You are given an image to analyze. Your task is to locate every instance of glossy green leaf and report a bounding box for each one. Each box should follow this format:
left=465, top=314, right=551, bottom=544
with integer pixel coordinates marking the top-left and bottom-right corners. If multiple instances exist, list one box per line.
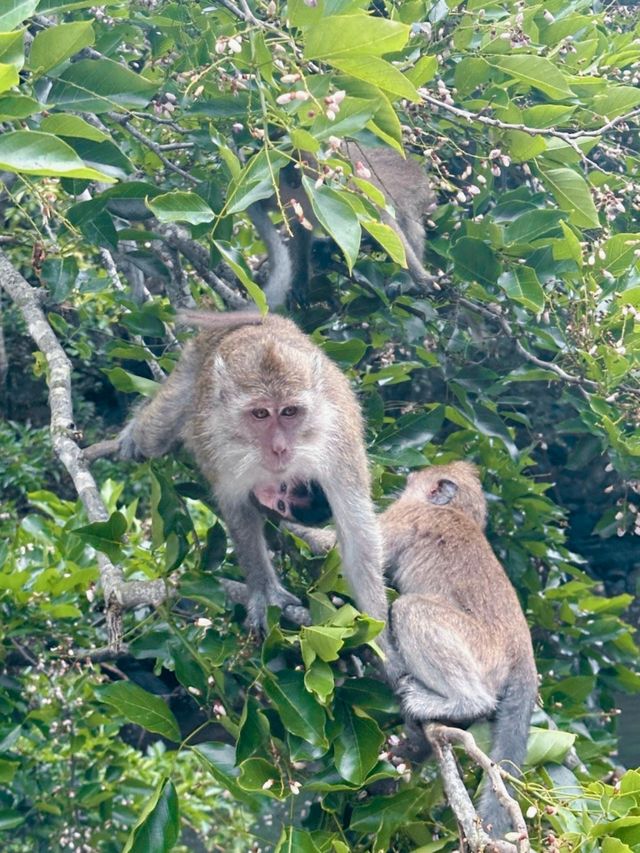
left=72, top=511, right=127, bottom=562
left=0, top=131, right=115, bottom=180
left=48, top=58, right=157, bottom=112
left=451, top=236, right=502, bottom=286
left=489, top=55, right=574, bottom=99
left=498, top=267, right=545, bottom=313
left=525, top=727, right=576, bottom=766
left=99, top=682, right=181, bottom=742
left=147, top=191, right=215, bottom=225
left=303, top=176, right=361, bottom=272
left=330, top=56, right=419, bottom=101
left=0, top=94, right=39, bottom=119
left=0, top=63, right=18, bottom=94
left=124, top=779, right=179, bottom=853
left=238, top=758, right=285, bottom=798
left=263, top=671, right=327, bottom=747
left=538, top=166, right=599, bottom=229
left=0, top=0, right=37, bottom=31
left=30, top=21, right=94, bottom=73
left=304, top=15, right=410, bottom=61
left=333, top=704, right=384, bottom=785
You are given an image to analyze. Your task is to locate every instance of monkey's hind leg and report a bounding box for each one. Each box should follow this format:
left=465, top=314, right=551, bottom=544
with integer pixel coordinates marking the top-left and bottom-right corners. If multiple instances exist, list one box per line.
left=391, top=595, right=497, bottom=724
left=221, top=499, right=308, bottom=631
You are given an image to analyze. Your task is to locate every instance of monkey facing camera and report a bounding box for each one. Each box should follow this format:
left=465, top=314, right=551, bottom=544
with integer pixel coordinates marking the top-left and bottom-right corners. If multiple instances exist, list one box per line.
left=116, top=310, right=396, bottom=669
left=286, top=461, right=538, bottom=840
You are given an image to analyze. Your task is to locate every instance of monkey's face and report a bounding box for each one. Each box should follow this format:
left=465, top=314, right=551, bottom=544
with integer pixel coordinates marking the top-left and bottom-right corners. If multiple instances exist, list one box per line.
left=243, top=400, right=307, bottom=474
left=253, top=479, right=332, bottom=524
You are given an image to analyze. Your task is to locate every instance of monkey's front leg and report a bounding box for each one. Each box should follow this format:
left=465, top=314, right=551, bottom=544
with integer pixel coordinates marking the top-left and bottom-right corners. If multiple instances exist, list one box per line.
left=221, top=499, right=308, bottom=630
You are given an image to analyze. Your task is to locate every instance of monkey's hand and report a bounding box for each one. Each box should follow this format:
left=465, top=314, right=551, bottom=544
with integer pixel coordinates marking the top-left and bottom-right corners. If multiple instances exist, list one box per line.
left=245, top=582, right=311, bottom=631
left=116, top=420, right=146, bottom=461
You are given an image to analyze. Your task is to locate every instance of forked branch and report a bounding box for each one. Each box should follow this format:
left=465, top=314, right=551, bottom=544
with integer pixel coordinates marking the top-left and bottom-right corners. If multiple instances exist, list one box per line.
left=424, top=723, right=530, bottom=853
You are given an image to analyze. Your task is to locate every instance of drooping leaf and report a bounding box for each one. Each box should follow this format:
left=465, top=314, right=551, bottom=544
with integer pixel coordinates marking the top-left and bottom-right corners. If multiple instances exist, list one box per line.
left=99, top=682, right=181, bottom=742
left=0, top=131, right=115, bottom=181
left=29, top=21, right=94, bottom=74
left=124, top=779, right=179, bottom=853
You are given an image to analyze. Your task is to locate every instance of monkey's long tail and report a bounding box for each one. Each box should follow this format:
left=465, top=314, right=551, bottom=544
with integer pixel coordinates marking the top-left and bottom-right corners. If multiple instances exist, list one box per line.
left=477, top=675, right=537, bottom=838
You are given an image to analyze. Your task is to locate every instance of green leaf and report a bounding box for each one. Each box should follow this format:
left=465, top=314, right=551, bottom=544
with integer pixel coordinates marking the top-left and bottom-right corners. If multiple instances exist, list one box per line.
left=40, top=113, right=110, bottom=142
left=0, top=94, right=39, bottom=119
left=0, top=29, right=24, bottom=65
left=553, top=220, right=583, bottom=266
left=599, top=233, right=640, bottom=277
left=304, top=15, right=410, bottom=61
left=304, top=659, right=334, bottom=704
left=99, top=682, right=181, bottom=742
left=538, top=166, right=599, bottom=229
left=192, top=743, right=258, bottom=807
left=29, top=21, right=94, bottom=74
left=301, top=625, right=347, bottom=662
left=0, top=809, right=26, bottom=831
left=330, top=56, right=419, bottom=101
left=238, top=758, right=285, bottom=798
left=451, top=237, right=502, bottom=286
left=103, top=367, right=160, bottom=397
left=525, top=727, right=576, bottom=766
left=498, top=267, right=545, bottom=313
left=48, top=58, right=157, bottom=112
left=592, top=86, right=640, bottom=119
left=0, top=0, right=38, bottom=31
left=72, top=511, right=127, bottom=562
left=263, top=671, right=327, bottom=747
left=333, top=704, right=384, bottom=785
left=302, top=176, right=361, bottom=272
left=0, top=63, right=18, bottom=94
left=214, top=240, right=267, bottom=312
left=40, top=257, right=78, bottom=302
left=321, top=338, right=367, bottom=368
left=405, top=54, right=437, bottom=87
left=0, top=131, right=115, bottom=181
left=362, top=219, right=406, bottom=265
left=489, top=55, right=574, bottom=100
left=147, top=191, right=214, bottom=225
left=124, top=779, right=179, bottom=853
left=505, top=209, right=565, bottom=244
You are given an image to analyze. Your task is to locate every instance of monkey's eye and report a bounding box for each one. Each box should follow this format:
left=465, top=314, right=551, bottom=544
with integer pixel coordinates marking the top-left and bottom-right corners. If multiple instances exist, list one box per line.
left=252, top=408, right=270, bottom=419
left=277, top=500, right=286, bottom=513
left=280, top=405, right=298, bottom=417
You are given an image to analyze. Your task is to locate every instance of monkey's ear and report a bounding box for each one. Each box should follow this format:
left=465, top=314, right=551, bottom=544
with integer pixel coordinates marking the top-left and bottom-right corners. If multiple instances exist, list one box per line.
left=428, top=478, right=458, bottom=505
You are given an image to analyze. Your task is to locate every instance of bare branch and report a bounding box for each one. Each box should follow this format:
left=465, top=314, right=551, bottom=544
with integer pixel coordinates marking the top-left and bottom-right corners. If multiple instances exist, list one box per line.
left=458, top=297, right=596, bottom=393
left=0, top=250, right=166, bottom=644
left=425, top=723, right=530, bottom=853
left=156, top=222, right=248, bottom=309
left=421, top=92, right=640, bottom=148
left=110, top=114, right=199, bottom=185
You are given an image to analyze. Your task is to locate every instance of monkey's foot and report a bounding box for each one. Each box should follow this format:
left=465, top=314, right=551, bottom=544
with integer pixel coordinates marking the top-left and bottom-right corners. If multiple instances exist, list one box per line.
left=245, top=585, right=310, bottom=631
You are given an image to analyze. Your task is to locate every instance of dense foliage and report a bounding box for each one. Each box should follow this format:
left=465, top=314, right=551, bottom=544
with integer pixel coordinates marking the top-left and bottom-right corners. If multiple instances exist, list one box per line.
left=1, top=0, right=640, bottom=850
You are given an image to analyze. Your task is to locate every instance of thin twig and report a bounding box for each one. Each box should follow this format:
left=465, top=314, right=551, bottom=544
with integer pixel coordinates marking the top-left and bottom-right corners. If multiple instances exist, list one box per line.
left=0, top=251, right=166, bottom=644
left=110, top=114, right=199, bottom=185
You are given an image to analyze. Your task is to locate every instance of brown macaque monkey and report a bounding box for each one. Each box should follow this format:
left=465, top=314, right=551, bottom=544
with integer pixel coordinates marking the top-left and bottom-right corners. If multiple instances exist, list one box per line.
left=252, top=478, right=331, bottom=525
left=117, top=311, right=396, bottom=666
left=286, top=461, right=537, bottom=840
left=249, top=142, right=436, bottom=309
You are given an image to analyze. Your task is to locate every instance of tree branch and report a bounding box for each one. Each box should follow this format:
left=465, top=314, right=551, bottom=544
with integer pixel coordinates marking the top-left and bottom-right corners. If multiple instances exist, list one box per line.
left=424, top=723, right=530, bottom=853
left=110, top=114, right=199, bottom=185
left=0, top=251, right=166, bottom=646
left=156, top=223, right=248, bottom=309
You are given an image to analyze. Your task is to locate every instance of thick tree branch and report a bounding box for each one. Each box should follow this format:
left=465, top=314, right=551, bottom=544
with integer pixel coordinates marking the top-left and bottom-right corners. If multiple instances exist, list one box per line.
left=0, top=251, right=166, bottom=643
left=425, top=723, right=530, bottom=853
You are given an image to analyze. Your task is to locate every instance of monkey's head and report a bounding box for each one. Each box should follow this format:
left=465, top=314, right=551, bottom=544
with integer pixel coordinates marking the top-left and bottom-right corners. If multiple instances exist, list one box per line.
left=252, top=479, right=332, bottom=524
left=212, top=334, right=326, bottom=476
left=404, top=461, right=487, bottom=529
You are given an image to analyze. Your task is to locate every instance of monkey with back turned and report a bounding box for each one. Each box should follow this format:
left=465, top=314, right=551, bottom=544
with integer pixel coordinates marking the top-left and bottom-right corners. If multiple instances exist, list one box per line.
left=249, top=141, right=436, bottom=309
left=270, top=462, right=538, bottom=840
